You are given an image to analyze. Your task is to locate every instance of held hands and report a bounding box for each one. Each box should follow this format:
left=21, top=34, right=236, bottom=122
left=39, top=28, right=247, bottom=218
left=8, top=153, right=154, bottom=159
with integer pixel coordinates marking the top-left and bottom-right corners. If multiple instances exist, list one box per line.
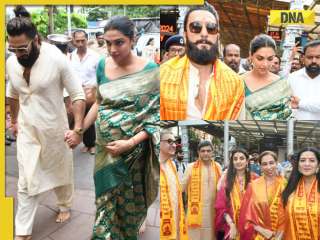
left=105, top=139, right=135, bottom=157
left=64, top=130, right=82, bottom=149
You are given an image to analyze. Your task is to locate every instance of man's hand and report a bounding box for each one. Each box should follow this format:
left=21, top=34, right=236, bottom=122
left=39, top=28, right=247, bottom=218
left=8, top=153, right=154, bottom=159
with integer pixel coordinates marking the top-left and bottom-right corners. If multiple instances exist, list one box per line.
left=64, top=130, right=82, bottom=149
left=105, top=139, right=135, bottom=157
left=290, top=96, right=300, bottom=109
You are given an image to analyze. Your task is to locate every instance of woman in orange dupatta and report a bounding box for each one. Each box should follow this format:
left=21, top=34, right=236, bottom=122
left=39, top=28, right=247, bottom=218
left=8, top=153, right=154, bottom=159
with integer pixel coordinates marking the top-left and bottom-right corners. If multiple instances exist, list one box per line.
left=281, top=147, right=320, bottom=240
left=239, top=151, right=286, bottom=240
left=215, top=148, right=258, bottom=240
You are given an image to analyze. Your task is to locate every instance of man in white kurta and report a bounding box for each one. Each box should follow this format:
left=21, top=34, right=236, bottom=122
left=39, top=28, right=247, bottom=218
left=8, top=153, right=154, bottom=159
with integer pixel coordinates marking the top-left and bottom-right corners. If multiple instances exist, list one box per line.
left=288, top=41, right=320, bottom=120
left=6, top=16, right=85, bottom=240
left=182, top=141, right=221, bottom=240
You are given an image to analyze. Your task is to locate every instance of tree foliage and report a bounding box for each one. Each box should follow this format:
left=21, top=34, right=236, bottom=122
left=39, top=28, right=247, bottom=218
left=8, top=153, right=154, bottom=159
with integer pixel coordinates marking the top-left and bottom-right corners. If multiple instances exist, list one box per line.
left=31, top=8, right=87, bottom=37
left=85, top=6, right=159, bottom=21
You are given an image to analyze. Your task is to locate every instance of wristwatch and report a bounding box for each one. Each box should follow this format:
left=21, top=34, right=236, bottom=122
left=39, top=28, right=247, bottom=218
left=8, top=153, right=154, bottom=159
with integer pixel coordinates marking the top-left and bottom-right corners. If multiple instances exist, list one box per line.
left=74, top=128, right=84, bottom=135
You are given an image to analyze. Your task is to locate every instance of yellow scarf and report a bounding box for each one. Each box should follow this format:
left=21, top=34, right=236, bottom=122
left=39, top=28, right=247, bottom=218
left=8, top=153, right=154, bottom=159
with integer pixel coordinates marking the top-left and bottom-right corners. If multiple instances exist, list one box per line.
left=269, top=177, right=285, bottom=231
left=160, top=160, right=188, bottom=240
left=187, top=160, right=221, bottom=227
left=229, top=178, right=243, bottom=240
left=160, top=56, right=244, bottom=120
left=230, top=177, right=244, bottom=227
left=288, top=177, right=319, bottom=240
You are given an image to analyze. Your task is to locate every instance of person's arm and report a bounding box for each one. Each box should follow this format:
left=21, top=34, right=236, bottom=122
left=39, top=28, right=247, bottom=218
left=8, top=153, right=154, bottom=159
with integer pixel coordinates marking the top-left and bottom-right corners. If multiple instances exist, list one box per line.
left=6, top=72, right=20, bottom=136
left=72, top=99, right=85, bottom=130
left=224, top=213, right=238, bottom=239
left=105, top=131, right=149, bottom=157
left=83, top=101, right=99, bottom=131
left=297, top=97, right=320, bottom=113
left=60, top=55, right=86, bottom=148
left=253, top=225, right=274, bottom=239
left=7, top=97, right=19, bottom=136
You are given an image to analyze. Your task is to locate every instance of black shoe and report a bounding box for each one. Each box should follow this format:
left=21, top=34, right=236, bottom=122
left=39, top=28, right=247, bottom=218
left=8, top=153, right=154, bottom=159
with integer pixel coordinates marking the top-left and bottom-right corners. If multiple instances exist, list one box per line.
left=5, top=139, right=11, bottom=146
left=6, top=135, right=16, bottom=142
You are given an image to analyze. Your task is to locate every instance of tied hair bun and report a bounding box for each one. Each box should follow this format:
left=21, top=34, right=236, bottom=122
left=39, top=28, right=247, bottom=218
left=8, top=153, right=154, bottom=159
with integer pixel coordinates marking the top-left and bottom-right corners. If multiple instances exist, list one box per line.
left=13, top=5, right=31, bottom=18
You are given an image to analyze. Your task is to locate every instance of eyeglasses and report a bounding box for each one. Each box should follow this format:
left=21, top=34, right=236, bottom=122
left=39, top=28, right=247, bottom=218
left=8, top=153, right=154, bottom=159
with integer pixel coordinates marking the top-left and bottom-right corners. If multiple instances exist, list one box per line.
left=189, top=21, right=219, bottom=35
left=8, top=41, right=32, bottom=54
left=161, top=139, right=177, bottom=145
left=168, top=47, right=185, bottom=55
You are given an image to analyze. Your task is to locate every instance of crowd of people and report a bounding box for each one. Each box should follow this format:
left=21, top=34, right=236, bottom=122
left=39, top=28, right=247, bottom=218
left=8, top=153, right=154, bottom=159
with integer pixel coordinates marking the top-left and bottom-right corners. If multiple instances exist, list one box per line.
left=160, top=129, right=320, bottom=240
left=160, top=3, right=320, bottom=120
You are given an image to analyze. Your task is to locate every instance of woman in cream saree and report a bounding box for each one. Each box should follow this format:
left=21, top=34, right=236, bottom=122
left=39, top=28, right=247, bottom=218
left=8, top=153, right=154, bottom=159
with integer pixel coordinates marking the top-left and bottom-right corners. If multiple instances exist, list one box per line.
left=243, top=34, right=292, bottom=120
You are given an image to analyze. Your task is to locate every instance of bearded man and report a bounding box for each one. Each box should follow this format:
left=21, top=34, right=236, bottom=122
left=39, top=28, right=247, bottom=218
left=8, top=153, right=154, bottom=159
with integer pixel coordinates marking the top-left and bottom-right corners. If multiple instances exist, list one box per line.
left=160, top=4, right=244, bottom=120
left=6, top=15, right=85, bottom=240
left=289, top=40, right=320, bottom=120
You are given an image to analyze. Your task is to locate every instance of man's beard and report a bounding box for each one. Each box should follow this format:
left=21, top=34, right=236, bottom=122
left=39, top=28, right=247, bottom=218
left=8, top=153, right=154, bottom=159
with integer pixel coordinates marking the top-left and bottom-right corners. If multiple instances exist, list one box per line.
left=186, top=37, right=219, bottom=65
left=177, top=156, right=184, bottom=161
left=227, top=61, right=239, bottom=72
left=17, top=42, right=40, bottom=68
left=305, top=63, right=320, bottom=77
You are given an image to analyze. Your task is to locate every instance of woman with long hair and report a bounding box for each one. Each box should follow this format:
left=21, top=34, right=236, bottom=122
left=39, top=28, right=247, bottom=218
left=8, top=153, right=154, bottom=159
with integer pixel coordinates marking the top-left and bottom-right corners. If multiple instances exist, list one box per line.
left=281, top=147, right=320, bottom=240
left=243, top=34, right=292, bottom=120
left=239, top=151, right=287, bottom=240
left=66, top=16, right=159, bottom=240
left=215, top=148, right=257, bottom=240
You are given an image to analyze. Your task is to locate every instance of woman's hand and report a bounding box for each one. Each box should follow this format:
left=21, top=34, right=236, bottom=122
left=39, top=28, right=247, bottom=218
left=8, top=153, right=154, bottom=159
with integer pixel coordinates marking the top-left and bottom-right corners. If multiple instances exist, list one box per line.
left=229, top=222, right=238, bottom=240
left=254, top=225, right=274, bottom=239
left=105, top=139, right=135, bottom=157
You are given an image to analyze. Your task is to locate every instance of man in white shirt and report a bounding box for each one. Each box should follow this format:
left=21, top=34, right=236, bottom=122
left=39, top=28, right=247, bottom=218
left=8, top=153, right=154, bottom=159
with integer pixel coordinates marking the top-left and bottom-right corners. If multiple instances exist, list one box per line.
left=71, top=30, right=100, bottom=154
left=289, top=40, right=320, bottom=120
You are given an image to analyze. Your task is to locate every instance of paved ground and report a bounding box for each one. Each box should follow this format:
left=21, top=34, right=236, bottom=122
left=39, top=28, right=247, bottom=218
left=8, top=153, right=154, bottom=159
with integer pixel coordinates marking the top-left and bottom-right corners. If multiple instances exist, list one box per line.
left=5, top=141, right=159, bottom=240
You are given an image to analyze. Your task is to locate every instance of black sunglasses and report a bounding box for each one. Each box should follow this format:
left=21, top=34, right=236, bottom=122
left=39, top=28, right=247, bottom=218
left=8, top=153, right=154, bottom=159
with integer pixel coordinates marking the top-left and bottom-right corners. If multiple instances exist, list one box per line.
left=189, top=21, right=219, bottom=35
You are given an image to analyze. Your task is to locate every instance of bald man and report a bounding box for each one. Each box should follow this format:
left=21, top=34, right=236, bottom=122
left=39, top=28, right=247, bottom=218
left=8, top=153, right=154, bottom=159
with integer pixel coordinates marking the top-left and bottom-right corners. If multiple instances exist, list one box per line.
left=223, top=44, right=246, bottom=74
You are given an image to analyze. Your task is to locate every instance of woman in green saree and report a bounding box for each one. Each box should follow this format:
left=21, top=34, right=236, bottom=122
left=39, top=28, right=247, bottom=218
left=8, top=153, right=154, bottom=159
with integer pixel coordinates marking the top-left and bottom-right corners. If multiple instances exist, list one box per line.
left=82, top=16, right=159, bottom=240
left=243, top=34, right=292, bottom=120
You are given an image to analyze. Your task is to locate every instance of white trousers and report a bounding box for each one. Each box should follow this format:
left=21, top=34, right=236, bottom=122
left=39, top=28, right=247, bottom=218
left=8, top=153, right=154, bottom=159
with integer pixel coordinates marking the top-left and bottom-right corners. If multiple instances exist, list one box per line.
left=15, top=184, right=73, bottom=236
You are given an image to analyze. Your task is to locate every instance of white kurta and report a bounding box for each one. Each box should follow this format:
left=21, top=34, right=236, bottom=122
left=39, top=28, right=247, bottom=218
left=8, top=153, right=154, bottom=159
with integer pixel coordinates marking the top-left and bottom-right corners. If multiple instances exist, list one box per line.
left=6, top=42, right=85, bottom=196
left=182, top=161, right=219, bottom=240
left=288, top=68, right=320, bottom=120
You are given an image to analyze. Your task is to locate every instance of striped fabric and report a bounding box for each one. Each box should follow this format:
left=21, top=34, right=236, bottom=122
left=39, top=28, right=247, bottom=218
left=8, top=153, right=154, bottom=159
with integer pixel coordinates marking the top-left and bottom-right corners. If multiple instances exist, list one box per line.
left=160, top=56, right=244, bottom=120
